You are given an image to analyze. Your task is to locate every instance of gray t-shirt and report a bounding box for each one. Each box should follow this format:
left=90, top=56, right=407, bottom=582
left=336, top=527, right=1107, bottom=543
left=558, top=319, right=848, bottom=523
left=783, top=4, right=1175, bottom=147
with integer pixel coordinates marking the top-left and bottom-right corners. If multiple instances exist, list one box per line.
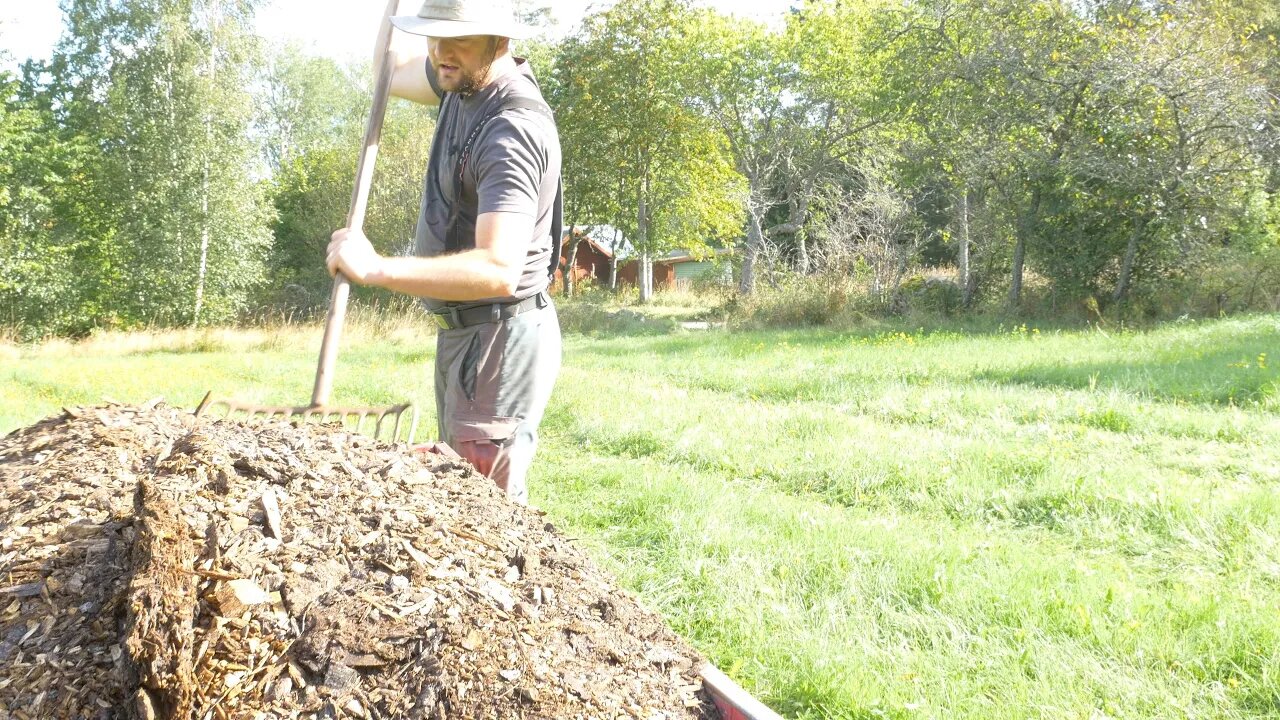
left=415, top=57, right=562, bottom=311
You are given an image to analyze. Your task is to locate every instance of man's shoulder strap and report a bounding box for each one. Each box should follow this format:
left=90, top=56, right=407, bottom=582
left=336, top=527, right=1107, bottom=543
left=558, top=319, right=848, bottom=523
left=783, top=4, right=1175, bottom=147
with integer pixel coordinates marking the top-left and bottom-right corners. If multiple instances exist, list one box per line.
left=450, top=92, right=563, bottom=282
left=457, top=94, right=554, bottom=167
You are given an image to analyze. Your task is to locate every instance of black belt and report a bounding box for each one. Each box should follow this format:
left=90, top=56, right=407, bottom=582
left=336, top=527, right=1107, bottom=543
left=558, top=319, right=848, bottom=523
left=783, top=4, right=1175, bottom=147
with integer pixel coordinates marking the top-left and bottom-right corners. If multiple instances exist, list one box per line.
left=432, top=291, right=549, bottom=330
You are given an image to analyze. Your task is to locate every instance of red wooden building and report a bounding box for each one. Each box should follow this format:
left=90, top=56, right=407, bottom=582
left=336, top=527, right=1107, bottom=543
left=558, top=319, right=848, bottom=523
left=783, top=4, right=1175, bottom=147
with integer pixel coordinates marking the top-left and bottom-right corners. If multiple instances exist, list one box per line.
left=617, top=257, right=674, bottom=290
left=618, top=249, right=732, bottom=291
left=552, top=231, right=614, bottom=294
left=553, top=235, right=733, bottom=293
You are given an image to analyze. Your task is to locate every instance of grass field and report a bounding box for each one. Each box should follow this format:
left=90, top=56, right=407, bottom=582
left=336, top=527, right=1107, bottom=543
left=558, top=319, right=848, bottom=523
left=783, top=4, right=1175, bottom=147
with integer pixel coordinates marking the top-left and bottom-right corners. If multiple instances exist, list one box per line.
left=3, top=308, right=1279, bottom=719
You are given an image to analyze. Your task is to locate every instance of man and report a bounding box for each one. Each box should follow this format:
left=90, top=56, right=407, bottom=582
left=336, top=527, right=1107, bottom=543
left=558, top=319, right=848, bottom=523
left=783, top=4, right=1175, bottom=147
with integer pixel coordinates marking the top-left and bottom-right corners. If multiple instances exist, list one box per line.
left=326, top=0, right=562, bottom=505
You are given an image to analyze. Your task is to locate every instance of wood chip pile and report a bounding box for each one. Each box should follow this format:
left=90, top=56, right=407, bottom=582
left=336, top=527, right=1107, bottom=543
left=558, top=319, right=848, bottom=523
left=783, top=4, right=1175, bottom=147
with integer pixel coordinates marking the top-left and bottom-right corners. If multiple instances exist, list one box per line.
left=0, top=403, right=718, bottom=720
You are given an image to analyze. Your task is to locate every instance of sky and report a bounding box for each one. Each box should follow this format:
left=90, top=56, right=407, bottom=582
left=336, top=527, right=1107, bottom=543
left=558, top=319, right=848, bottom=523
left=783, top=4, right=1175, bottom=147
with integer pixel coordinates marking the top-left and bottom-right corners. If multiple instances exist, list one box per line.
left=1, top=0, right=793, bottom=71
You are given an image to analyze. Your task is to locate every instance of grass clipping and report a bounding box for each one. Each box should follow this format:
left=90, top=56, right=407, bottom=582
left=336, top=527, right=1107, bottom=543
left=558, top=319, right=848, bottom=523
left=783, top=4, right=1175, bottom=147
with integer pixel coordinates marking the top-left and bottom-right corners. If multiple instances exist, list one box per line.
left=0, top=403, right=716, bottom=720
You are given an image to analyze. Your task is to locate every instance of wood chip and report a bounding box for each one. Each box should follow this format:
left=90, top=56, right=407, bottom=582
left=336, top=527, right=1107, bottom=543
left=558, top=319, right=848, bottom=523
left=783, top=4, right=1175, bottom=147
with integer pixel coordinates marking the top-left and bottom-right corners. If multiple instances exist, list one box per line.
left=402, top=539, right=430, bottom=566
left=0, top=583, right=42, bottom=598
left=0, top=405, right=721, bottom=719
left=215, top=579, right=270, bottom=617
left=260, top=489, right=283, bottom=540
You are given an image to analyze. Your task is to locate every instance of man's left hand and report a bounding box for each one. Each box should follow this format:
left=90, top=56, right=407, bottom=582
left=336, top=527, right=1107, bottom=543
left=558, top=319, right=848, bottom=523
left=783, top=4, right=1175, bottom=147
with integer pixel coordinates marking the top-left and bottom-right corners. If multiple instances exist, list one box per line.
left=327, top=228, right=385, bottom=285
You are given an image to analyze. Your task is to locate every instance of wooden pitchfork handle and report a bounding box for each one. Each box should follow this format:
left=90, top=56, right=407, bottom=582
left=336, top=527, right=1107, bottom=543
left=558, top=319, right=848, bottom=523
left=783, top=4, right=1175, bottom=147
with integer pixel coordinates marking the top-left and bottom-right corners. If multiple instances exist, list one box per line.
left=312, top=0, right=400, bottom=407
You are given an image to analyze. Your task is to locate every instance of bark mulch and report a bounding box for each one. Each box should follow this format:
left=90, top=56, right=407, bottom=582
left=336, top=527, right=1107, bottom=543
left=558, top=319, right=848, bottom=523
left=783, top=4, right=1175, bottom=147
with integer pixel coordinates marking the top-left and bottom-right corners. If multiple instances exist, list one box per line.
left=0, top=403, right=718, bottom=720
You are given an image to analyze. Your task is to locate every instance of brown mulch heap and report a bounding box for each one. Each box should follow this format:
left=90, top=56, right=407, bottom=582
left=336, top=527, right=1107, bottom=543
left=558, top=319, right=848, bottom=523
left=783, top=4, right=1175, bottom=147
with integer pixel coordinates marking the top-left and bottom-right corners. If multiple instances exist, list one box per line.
left=0, top=403, right=718, bottom=720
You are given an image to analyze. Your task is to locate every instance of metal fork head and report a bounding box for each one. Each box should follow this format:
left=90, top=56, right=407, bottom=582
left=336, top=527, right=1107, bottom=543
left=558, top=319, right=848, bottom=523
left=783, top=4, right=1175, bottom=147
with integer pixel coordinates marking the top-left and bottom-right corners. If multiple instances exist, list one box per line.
left=195, top=392, right=419, bottom=443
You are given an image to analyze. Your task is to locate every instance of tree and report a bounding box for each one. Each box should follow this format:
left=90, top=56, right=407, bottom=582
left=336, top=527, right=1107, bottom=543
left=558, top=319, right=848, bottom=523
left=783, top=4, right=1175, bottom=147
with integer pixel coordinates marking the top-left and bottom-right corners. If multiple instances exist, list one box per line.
left=260, top=45, right=365, bottom=172
left=37, top=0, right=274, bottom=329
left=887, top=0, right=1008, bottom=305
left=0, top=64, right=90, bottom=337
left=263, top=50, right=436, bottom=313
left=683, top=0, right=919, bottom=294
left=683, top=11, right=790, bottom=294
left=545, top=31, right=623, bottom=296
left=1084, top=3, right=1274, bottom=304
left=892, top=0, right=1114, bottom=308
left=555, top=0, right=743, bottom=302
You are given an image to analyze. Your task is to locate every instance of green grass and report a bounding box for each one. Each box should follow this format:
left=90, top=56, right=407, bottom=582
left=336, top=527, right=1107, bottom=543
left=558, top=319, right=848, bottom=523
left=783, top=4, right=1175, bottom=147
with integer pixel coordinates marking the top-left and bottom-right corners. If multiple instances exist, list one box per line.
left=3, top=312, right=1279, bottom=719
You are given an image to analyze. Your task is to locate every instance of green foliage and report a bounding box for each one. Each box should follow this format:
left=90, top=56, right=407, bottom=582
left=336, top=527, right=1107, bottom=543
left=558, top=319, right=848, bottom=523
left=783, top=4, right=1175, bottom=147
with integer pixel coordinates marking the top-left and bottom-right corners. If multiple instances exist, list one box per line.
left=361, top=99, right=436, bottom=292
left=552, top=0, right=744, bottom=267
left=678, top=11, right=790, bottom=288
left=543, top=32, right=621, bottom=233
left=899, top=272, right=964, bottom=316
left=267, top=147, right=352, bottom=311
left=884, top=0, right=1276, bottom=313
left=259, top=50, right=436, bottom=315
left=2, top=0, right=275, bottom=338
left=729, top=270, right=866, bottom=328
left=260, top=46, right=364, bottom=171
left=1133, top=241, right=1280, bottom=318
left=0, top=69, right=87, bottom=337
left=5, top=0, right=1280, bottom=337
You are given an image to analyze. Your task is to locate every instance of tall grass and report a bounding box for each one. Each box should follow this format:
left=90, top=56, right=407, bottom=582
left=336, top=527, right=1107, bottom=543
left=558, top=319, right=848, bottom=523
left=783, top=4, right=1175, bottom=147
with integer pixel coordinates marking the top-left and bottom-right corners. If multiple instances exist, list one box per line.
left=531, top=314, right=1280, bottom=719
left=3, top=312, right=1279, bottom=719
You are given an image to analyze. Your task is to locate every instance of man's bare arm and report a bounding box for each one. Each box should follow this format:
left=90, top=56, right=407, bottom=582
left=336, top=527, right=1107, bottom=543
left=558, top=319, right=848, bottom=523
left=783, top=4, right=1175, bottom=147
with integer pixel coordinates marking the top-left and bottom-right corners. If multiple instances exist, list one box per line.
left=327, top=212, right=535, bottom=301
left=388, top=50, right=437, bottom=106
left=381, top=1, right=438, bottom=106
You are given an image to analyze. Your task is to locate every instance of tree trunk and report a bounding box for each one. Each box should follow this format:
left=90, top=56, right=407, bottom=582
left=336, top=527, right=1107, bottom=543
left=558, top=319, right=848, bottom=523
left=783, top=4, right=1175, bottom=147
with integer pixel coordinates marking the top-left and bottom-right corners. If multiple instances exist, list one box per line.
left=1113, top=217, right=1147, bottom=304
left=563, top=223, right=578, bottom=296
left=1010, top=189, right=1042, bottom=308
left=639, top=252, right=652, bottom=302
left=194, top=0, right=219, bottom=327
left=739, top=209, right=764, bottom=295
left=1009, top=234, right=1025, bottom=309
left=793, top=195, right=810, bottom=275
left=195, top=168, right=210, bottom=324
left=162, top=57, right=181, bottom=321
left=638, top=189, right=652, bottom=303
left=609, top=227, right=620, bottom=291
left=958, top=186, right=972, bottom=305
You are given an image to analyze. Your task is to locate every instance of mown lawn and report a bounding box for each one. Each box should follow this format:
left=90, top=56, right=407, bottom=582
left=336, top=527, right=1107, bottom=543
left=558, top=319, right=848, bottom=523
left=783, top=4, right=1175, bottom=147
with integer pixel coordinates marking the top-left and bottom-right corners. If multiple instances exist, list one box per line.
left=3, top=312, right=1279, bottom=719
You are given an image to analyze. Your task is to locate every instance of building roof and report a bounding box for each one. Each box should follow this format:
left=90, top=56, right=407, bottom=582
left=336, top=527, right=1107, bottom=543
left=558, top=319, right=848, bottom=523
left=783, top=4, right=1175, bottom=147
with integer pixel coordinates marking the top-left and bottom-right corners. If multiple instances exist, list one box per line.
left=566, top=228, right=733, bottom=263
left=654, top=247, right=735, bottom=264
left=568, top=233, right=614, bottom=259
left=562, top=227, right=630, bottom=259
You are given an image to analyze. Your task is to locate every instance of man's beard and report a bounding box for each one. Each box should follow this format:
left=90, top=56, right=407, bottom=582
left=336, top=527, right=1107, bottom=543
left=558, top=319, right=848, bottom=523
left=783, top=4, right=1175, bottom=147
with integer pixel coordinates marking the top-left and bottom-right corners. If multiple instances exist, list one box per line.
left=451, top=62, right=491, bottom=96
left=442, top=39, right=499, bottom=97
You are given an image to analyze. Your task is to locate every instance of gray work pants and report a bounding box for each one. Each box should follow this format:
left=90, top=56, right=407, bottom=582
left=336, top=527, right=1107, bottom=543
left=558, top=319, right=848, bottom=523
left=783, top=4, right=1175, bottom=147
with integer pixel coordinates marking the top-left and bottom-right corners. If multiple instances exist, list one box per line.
left=434, top=302, right=561, bottom=504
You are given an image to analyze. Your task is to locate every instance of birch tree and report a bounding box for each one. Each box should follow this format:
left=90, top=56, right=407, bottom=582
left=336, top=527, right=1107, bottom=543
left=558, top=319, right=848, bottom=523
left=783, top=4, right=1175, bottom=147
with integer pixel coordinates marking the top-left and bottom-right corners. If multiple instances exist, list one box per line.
left=48, top=0, right=273, bottom=327
left=557, top=0, right=742, bottom=302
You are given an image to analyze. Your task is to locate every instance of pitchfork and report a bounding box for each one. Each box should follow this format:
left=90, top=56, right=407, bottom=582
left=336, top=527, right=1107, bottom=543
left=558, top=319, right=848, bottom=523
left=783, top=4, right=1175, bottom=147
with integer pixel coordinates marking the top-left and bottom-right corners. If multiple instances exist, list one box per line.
left=197, top=0, right=417, bottom=443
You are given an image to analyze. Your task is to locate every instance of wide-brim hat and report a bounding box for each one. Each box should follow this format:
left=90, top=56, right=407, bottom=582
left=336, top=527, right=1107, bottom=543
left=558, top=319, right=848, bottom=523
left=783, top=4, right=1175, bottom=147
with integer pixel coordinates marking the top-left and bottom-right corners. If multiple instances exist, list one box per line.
left=390, top=0, right=535, bottom=40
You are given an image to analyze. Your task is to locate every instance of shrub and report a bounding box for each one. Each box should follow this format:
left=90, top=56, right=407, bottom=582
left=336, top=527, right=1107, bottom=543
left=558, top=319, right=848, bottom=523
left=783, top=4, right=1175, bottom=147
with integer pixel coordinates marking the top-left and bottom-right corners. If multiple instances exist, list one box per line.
left=1121, top=242, right=1280, bottom=319
left=898, top=269, right=964, bottom=316
left=729, top=270, right=868, bottom=328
